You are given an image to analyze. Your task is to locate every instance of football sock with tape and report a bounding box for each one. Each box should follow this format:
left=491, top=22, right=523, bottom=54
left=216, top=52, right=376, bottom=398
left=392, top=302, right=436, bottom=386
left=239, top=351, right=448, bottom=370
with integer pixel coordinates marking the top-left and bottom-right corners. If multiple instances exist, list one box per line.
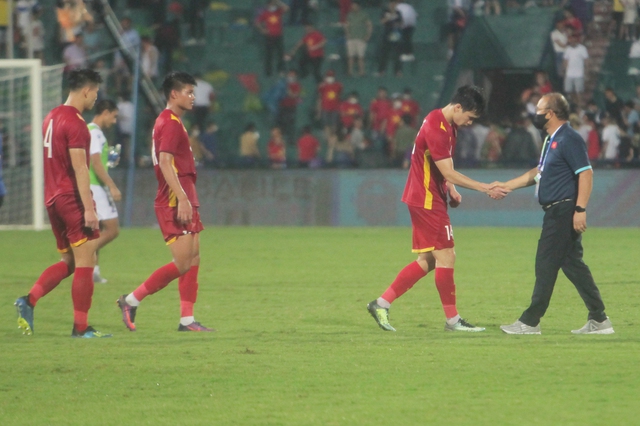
left=72, top=267, right=94, bottom=333
left=381, top=261, right=427, bottom=304
left=179, top=265, right=199, bottom=318
left=132, top=262, right=181, bottom=302
left=28, top=261, right=73, bottom=307
left=435, top=267, right=458, bottom=319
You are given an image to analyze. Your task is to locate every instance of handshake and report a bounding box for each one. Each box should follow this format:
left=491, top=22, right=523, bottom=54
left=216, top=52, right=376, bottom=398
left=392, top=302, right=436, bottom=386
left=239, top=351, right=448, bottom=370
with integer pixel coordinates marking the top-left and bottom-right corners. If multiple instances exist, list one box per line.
left=484, top=181, right=511, bottom=200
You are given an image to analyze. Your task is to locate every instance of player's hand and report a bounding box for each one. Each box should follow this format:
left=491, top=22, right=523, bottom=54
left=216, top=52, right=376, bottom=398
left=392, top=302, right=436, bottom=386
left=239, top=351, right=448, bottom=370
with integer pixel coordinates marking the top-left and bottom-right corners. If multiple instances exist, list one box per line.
left=573, top=212, right=587, bottom=234
left=448, top=188, right=462, bottom=208
left=177, top=198, right=193, bottom=224
left=109, top=185, right=122, bottom=202
left=84, top=209, right=100, bottom=230
left=484, top=182, right=510, bottom=200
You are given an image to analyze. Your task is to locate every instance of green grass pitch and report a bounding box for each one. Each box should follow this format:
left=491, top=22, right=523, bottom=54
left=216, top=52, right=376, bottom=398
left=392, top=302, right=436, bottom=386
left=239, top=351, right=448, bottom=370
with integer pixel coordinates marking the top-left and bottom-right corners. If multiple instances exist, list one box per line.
left=1, top=227, right=638, bottom=425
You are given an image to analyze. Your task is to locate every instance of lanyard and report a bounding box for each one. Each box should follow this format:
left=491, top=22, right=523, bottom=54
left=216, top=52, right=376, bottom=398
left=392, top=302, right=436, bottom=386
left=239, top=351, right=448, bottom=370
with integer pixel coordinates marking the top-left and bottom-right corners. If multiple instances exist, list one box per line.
left=538, top=124, right=564, bottom=172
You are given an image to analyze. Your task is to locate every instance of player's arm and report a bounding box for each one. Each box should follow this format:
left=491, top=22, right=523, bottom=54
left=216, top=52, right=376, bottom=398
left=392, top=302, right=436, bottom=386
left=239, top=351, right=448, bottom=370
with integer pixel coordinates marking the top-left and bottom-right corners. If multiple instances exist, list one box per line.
left=90, top=153, right=121, bottom=201
left=574, top=168, right=592, bottom=234
left=434, top=157, right=509, bottom=199
left=446, top=182, right=461, bottom=208
left=70, top=148, right=99, bottom=229
left=158, top=151, right=193, bottom=224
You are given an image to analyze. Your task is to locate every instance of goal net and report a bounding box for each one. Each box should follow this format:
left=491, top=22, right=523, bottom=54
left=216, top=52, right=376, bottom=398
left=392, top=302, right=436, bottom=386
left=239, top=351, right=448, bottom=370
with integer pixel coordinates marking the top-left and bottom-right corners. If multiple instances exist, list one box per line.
left=0, top=60, right=65, bottom=230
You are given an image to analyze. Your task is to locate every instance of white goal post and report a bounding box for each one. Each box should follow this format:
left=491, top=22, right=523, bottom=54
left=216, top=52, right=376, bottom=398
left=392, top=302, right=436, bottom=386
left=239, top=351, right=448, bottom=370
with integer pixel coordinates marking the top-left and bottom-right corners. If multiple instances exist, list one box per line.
left=0, top=60, right=64, bottom=230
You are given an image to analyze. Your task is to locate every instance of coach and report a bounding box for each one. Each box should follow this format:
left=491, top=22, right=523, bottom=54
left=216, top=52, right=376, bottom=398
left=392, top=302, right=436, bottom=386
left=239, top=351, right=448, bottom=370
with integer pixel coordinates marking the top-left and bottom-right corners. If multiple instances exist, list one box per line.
left=499, top=93, right=614, bottom=335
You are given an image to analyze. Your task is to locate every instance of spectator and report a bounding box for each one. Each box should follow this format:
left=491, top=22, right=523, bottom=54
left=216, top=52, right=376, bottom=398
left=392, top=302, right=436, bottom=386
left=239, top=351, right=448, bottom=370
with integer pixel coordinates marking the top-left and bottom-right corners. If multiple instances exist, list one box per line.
left=267, top=126, right=287, bottom=168
left=623, top=100, right=639, bottom=137
left=189, top=125, right=214, bottom=167
left=297, top=125, right=320, bottom=167
left=339, top=91, right=364, bottom=130
left=393, top=114, right=415, bottom=168
left=344, top=1, right=372, bottom=77
left=316, top=70, right=343, bottom=140
left=604, top=87, right=624, bottom=126
left=193, top=73, right=215, bottom=133
left=501, top=118, right=538, bottom=166
left=140, top=35, right=159, bottom=81
left=15, top=0, right=36, bottom=41
left=612, top=0, right=625, bottom=40
left=563, top=34, right=588, bottom=108
left=25, top=5, right=45, bottom=63
left=525, top=92, right=541, bottom=117
left=383, top=95, right=405, bottom=155
left=524, top=115, right=543, bottom=153
left=534, top=70, right=552, bottom=95
left=396, top=1, right=417, bottom=61
left=326, top=129, right=354, bottom=167
left=585, top=99, right=602, bottom=124
left=400, top=87, right=420, bottom=126
left=83, top=21, right=102, bottom=56
left=471, top=119, right=491, bottom=161
left=200, top=121, right=219, bottom=167
left=56, top=0, right=93, bottom=45
left=116, top=93, right=134, bottom=165
left=255, top=0, right=288, bottom=77
left=583, top=113, right=601, bottom=160
left=349, top=117, right=368, bottom=152
left=339, top=0, right=352, bottom=23
left=550, top=20, right=568, bottom=77
left=600, top=113, right=621, bottom=160
left=569, top=113, right=589, bottom=142
left=276, top=70, right=302, bottom=145
left=483, top=0, right=502, bottom=15
left=287, top=23, right=326, bottom=83
left=289, top=0, right=310, bottom=25
left=369, top=86, right=392, bottom=146
left=239, top=123, right=261, bottom=167
left=91, top=58, right=111, bottom=98
left=114, top=17, right=140, bottom=94
left=377, top=1, right=403, bottom=76
left=155, top=3, right=183, bottom=73
left=562, top=7, right=583, bottom=37
left=186, top=0, right=208, bottom=44
left=63, top=33, right=87, bottom=71
left=480, top=123, right=505, bottom=163
left=444, top=5, right=467, bottom=59
left=621, top=0, right=638, bottom=41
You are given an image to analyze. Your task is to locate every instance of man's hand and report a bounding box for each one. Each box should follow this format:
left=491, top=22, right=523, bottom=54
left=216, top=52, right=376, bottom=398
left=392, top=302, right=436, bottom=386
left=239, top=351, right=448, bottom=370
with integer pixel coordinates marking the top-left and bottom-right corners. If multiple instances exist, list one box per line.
left=448, top=187, right=462, bottom=208
left=177, top=197, right=193, bottom=224
left=483, top=182, right=510, bottom=200
left=109, top=185, right=122, bottom=202
left=574, top=212, right=587, bottom=234
left=84, top=209, right=99, bottom=230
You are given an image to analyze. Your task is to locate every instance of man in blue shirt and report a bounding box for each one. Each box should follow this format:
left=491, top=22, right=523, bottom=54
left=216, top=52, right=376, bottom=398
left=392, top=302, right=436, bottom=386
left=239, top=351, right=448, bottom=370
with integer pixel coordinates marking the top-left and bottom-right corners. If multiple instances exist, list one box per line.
left=498, top=93, right=613, bottom=335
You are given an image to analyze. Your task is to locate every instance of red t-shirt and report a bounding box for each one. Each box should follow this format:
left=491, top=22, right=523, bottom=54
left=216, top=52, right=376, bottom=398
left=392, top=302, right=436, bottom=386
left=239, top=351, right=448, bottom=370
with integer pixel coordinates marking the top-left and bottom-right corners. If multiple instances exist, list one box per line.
left=401, top=109, right=457, bottom=210
left=152, top=109, right=199, bottom=208
left=268, top=140, right=286, bottom=162
left=369, top=98, right=392, bottom=132
left=339, top=101, right=363, bottom=128
left=280, top=82, right=301, bottom=108
left=256, top=8, right=284, bottom=37
left=401, top=99, right=420, bottom=125
left=303, top=30, right=325, bottom=58
left=42, top=105, right=91, bottom=207
left=318, top=82, right=343, bottom=111
left=385, top=108, right=404, bottom=138
left=297, top=134, right=320, bottom=162
left=587, top=128, right=600, bottom=160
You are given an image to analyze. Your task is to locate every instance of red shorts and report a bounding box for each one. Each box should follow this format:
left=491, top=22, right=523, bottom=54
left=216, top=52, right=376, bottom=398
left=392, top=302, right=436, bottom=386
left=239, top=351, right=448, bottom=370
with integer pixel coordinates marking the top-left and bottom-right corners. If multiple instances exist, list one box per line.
left=155, top=205, right=204, bottom=244
left=407, top=204, right=454, bottom=253
left=47, top=194, right=100, bottom=253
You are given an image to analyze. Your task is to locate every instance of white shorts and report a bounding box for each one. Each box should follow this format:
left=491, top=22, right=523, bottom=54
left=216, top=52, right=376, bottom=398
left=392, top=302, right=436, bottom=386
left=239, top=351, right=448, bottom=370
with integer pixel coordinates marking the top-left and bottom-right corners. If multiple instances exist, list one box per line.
left=346, top=39, right=367, bottom=58
left=91, top=184, right=119, bottom=221
left=564, top=76, right=584, bottom=94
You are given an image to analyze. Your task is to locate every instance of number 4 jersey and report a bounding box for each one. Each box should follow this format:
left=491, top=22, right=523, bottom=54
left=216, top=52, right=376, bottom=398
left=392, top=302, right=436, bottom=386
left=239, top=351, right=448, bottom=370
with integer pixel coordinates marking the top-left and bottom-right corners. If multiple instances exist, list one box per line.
left=42, top=105, right=91, bottom=207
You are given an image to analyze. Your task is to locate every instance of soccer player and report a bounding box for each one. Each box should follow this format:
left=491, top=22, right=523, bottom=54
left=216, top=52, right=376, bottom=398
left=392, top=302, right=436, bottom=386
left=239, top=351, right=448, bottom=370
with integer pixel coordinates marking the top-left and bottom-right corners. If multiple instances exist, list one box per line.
left=117, top=72, right=212, bottom=332
left=14, top=68, right=111, bottom=338
left=366, top=85, right=508, bottom=333
left=88, top=100, right=121, bottom=284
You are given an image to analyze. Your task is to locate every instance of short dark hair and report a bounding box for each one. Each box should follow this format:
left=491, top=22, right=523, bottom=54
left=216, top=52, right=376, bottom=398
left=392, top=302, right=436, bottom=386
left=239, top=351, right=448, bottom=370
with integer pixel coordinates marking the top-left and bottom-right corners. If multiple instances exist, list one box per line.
left=544, top=93, right=570, bottom=121
left=450, top=85, right=485, bottom=116
left=161, top=72, right=197, bottom=100
left=67, top=68, right=103, bottom=91
left=95, top=99, right=118, bottom=115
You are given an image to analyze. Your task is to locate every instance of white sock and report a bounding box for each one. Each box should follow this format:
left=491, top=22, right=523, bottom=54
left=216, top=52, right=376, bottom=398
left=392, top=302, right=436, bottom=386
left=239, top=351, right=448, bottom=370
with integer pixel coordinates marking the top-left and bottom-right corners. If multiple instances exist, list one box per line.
left=125, top=293, right=140, bottom=307
left=93, top=265, right=100, bottom=274
left=446, top=314, right=461, bottom=325
left=180, top=316, right=194, bottom=326
left=376, top=297, right=391, bottom=309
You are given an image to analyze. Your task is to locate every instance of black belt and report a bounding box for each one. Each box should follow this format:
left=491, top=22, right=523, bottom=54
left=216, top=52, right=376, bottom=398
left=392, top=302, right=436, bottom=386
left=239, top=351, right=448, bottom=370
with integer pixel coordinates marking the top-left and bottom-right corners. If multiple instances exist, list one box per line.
left=542, top=198, right=574, bottom=211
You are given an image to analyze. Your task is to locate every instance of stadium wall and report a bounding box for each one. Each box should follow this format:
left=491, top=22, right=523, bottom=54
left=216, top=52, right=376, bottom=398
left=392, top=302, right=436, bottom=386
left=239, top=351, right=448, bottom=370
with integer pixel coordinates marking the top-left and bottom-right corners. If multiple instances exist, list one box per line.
left=114, top=169, right=640, bottom=227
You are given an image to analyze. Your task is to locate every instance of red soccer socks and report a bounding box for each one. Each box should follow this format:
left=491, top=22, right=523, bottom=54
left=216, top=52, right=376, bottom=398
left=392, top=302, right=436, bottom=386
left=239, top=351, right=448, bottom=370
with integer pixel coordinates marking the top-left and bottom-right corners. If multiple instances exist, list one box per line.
left=132, top=262, right=182, bottom=302
left=179, top=265, right=199, bottom=318
left=28, top=261, right=73, bottom=307
left=381, top=261, right=427, bottom=304
left=435, top=267, right=458, bottom=319
left=71, top=267, right=94, bottom=333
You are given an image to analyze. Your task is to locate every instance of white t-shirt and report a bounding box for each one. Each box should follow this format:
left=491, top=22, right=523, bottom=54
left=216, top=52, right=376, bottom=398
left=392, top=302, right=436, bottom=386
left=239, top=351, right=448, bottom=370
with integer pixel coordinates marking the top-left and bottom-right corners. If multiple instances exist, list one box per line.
left=564, top=44, right=589, bottom=78
left=63, top=43, right=87, bottom=69
left=602, top=124, right=621, bottom=159
left=396, top=3, right=417, bottom=28
left=117, top=100, right=135, bottom=135
left=550, top=29, right=567, bottom=53
left=89, top=125, right=106, bottom=156
left=194, top=79, right=215, bottom=107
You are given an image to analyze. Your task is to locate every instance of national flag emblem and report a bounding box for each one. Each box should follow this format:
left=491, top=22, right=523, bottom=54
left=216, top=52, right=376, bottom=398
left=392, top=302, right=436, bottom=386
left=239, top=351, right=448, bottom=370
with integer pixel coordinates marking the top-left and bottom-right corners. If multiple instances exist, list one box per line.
left=551, top=142, right=558, bottom=149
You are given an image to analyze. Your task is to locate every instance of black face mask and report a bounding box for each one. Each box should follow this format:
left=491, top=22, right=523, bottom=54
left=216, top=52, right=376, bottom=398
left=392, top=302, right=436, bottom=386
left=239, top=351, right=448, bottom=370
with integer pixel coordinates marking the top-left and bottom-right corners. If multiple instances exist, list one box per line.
left=532, top=113, right=549, bottom=130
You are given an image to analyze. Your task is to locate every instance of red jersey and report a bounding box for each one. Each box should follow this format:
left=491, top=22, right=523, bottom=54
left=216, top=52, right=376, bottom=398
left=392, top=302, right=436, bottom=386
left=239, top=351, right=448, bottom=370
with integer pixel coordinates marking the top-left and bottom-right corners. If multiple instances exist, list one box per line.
left=402, top=109, right=457, bottom=210
left=280, top=81, right=301, bottom=108
left=369, top=98, right=392, bottom=132
left=339, top=101, right=363, bottom=128
left=297, top=134, right=320, bottom=161
left=42, top=105, right=91, bottom=207
left=318, top=82, right=342, bottom=111
left=401, top=99, right=420, bottom=125
left=256, top=8, right=284, bottom=37
left=385, top=108, right=404, bottom=138
left=303, top=30, right=325, bottom=58
left=152, top=109, right=199, bottom=208
left=267, top=140, right=286, bottom=162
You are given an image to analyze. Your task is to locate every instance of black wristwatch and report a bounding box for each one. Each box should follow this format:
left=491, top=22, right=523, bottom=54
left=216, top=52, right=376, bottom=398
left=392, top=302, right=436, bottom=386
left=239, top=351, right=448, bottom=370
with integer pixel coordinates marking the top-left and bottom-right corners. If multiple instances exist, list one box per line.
left=575, top=206, right=586, bottom=213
